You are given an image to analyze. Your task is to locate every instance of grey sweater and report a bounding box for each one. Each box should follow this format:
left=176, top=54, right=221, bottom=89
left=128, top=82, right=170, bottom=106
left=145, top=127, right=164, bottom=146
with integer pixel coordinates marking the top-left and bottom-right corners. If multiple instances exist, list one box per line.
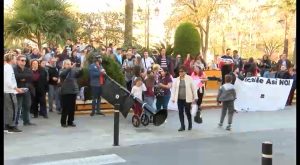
left=217, top=83, right=236, bottom=102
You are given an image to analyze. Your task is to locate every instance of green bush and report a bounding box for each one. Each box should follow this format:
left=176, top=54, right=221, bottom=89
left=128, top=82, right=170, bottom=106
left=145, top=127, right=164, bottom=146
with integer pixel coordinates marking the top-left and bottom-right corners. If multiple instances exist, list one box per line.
left=78, top=51, right=125, bottom=87
left=173, top=22, right=201, bottom=59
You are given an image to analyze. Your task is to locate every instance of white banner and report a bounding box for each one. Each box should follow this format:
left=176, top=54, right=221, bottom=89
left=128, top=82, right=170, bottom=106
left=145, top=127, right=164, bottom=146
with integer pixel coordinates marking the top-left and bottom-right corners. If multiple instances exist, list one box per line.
left=234, top=77, right=293, bottom=111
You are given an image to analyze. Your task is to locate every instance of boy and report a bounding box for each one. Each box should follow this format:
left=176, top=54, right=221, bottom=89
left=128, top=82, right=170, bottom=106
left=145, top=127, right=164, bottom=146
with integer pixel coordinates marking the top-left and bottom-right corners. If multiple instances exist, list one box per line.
left=217, top=74, right=236, bottom=131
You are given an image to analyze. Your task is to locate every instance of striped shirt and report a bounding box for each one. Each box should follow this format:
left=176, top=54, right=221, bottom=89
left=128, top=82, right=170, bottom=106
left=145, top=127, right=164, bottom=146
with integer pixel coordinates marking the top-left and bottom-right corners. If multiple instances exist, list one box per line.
left=160, top=58, right=167, bottom=68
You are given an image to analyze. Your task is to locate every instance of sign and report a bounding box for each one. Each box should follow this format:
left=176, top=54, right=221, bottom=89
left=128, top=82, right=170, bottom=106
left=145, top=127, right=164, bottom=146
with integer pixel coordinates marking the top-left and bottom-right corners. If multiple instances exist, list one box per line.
left=234, top=77, right=293, bottom=111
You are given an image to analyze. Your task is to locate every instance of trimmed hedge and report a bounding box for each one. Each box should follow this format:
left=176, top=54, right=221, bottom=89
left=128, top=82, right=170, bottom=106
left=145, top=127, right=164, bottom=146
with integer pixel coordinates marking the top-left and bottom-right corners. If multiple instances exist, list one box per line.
left=173, top=22, right=201, bottom=59
left=78, top=52, right=126, bottom=88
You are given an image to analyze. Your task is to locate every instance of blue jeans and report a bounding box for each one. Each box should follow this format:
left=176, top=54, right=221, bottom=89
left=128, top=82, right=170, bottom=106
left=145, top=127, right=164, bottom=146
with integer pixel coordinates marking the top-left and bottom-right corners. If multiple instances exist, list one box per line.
left=156, top=95, right=170, bottom=111
left=91, top=86, right=102, bottom=114
left=16, top=92, right=31, bottom=125
left=48, top=85, right=61, bottom=112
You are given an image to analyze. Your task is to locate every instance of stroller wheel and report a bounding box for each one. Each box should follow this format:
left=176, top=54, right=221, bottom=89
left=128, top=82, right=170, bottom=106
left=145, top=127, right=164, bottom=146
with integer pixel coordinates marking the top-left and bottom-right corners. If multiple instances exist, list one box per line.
left=141, top=114, right=150, bottom=126
left=132, top=115, right=140, bottom=127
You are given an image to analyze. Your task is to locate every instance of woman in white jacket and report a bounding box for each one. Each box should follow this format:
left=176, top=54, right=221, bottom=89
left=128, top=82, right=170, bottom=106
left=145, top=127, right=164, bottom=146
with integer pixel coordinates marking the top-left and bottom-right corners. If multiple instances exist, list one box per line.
left=171, top=66, right=198, bottom=131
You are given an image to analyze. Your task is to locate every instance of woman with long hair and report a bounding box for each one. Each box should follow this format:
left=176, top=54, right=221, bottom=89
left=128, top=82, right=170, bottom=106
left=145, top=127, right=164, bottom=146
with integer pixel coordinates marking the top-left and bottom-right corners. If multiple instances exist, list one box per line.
left=191, top=64, right=208, bottom=111
left=155, top=68, right=172, bottom=112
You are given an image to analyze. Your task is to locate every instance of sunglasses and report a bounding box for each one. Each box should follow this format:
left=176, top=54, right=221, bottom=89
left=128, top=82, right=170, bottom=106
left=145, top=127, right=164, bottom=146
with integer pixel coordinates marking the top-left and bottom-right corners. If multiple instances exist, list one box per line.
left=19, top=59, right=26, bottom=62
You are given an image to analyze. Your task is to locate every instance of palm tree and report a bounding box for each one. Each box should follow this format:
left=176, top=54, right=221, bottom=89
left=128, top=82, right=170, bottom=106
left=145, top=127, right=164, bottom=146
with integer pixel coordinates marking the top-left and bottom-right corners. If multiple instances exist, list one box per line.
left=4, top=0, right=77, bottom=50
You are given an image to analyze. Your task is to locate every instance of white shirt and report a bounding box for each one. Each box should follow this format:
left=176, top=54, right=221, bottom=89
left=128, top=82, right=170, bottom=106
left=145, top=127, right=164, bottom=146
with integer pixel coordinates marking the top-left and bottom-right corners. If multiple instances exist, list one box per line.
left=4, top=63, right=17, bottom=94
left=131, top=84, right=147, bottom=100
left=142, top=57, right=154, bottom=70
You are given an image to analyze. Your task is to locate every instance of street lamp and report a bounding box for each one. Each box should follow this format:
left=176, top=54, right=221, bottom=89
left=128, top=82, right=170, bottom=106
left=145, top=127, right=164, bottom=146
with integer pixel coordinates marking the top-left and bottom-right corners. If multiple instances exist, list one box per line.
left=278, top=16, right=288, bottom=56
left=137, top=1, right=160, bottom=51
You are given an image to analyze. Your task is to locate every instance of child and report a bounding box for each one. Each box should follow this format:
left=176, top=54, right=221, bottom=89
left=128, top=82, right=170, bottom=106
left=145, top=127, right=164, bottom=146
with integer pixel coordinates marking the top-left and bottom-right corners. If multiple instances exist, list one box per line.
left=217, top=74, right=236, bottom=131
left=131, top=77, right=147, bottom=117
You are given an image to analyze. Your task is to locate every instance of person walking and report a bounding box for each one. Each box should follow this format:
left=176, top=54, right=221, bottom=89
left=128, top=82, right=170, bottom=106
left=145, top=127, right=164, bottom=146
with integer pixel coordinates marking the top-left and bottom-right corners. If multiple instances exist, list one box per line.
left=4, top=52, right=24, bottom=132
left=171, top=66, right=198, bottom=131
left=191, top=64, right=208, bottom=111
left=88, top=55, right=105, bottom=116
left=217, top=74, right=236, bottom=131
left=59, top=59, right=82, bottom=127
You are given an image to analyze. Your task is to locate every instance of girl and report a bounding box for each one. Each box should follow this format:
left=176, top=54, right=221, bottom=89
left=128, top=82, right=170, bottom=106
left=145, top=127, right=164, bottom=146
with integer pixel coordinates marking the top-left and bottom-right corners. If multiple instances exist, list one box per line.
left=131, top=77, right=147, bottom=117
left=191, top=64, right=208, bottom=111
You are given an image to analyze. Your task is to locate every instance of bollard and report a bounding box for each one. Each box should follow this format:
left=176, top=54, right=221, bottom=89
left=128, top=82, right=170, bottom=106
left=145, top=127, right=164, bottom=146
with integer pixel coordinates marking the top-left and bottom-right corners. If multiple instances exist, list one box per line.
left=262, top=141, right=272, bottom=165
left=113, top=94, right=120, bottom=146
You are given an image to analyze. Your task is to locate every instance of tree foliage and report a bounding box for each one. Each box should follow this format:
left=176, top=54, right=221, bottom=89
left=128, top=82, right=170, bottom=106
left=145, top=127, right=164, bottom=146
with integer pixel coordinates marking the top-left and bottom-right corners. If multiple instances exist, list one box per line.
left=174, top=22, right=201, bottom=59
left=4, top=0, right=77, bottom=50
left=153, top=41, right=174, bottom=56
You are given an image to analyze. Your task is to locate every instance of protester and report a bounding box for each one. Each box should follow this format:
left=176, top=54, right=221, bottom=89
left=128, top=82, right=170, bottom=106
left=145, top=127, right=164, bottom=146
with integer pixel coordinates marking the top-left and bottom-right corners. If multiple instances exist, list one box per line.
left=219, top=48, right=234, bottom=84
left=141, top=50, right=154, bottom=71
left=88, top=55, right=105, bottom=116
left=191, top=64, right=208, bottom=111
left=263, top=65, right=277, bottom=78
left=232, top=50, right=243, bottom=72
left=183, top=54, right=194, bottom=75
left=14, top=55, right=36, bottom=126
left=144, top=70, right=156, bottom=108
left=155, top=68, right=172, bottom=112
left=30, top=59, right=49, bottom=118
left=277, top=54, right=292, bottom=70
left=217, top=74, right=236, bottom=131
left=4, top=52, right=24, bottom=132
left=173, top=54, right=182, bottom=78
left=157, top=48, right=174, bottom=76
left=258, top=54, right=271, bottom=77
left=122, top=48, right=135, bottom=91
left=47, top=57, right=61, bottom=113
left=59, top=59, right=82, bottom=127
left=276, top=65, right=290, bottom=79
left=286, top=68, right=296, bottom=106
left=171, top=66, right=198, bottom=131
left=243, top=57, right=258, bottom=77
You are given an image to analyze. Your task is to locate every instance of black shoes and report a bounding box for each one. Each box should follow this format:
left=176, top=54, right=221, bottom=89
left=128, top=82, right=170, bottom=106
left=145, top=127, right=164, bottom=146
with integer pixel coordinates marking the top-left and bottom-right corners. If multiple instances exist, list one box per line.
left=91, top=112, right=105, bottom=116
left=68, top=123, right=76, bottom=127
left=24, top=122, right=36, bottom=126
left=226, top=125, right=231, bottom=131
left=43, top=115, right=48, bottom=119
left=96, top=112, right=105, bottom=116
left=8, top=127, right=22, bottom=133
left=188, top=126, right=192, bottom=131
left=178, top=127, right=185, bottom=131
left=61, top=124, right=68, bottom=128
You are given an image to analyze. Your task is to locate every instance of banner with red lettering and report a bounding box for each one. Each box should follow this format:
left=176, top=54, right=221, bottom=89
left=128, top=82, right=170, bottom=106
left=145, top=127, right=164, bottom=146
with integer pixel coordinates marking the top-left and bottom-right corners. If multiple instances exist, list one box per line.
left=234, top=77, right=293, bottom=111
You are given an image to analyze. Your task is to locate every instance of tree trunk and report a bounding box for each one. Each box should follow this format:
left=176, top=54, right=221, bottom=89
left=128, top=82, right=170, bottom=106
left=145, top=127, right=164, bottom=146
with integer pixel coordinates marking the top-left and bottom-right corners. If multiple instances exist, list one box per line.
left=203, top=16, right=210, bottom=61
left=293, top=39, right=296, bottom=66
left=124, top=0, right=133, bottom=48
left=37, top=32, right=42, bottom=51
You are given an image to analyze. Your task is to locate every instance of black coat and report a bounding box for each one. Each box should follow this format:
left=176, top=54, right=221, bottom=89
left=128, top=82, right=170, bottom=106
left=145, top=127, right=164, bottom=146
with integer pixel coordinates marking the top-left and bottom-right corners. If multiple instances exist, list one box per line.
left=48, top=65, right=60, bottom=85
left=32, top=68, right=49, bottom=95
left=14, top=65, right=32, bottom=88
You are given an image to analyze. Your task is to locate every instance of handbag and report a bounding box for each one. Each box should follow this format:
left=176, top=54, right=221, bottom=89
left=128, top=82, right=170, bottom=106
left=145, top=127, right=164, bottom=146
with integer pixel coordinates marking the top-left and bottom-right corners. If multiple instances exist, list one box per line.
left=154, top=86, right=164, bottom=96
left=194, top=108, right=203, bottom=124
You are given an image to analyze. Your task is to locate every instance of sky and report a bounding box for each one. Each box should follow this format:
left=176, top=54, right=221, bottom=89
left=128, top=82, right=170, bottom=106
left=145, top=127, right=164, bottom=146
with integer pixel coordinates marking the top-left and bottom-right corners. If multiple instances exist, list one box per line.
left=4, top=0, right=174, bottom=45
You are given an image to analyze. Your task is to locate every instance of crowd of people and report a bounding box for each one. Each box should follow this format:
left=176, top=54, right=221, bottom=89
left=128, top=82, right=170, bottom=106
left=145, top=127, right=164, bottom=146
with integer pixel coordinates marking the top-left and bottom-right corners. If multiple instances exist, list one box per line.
left=3, top=38, right=296, bottom=133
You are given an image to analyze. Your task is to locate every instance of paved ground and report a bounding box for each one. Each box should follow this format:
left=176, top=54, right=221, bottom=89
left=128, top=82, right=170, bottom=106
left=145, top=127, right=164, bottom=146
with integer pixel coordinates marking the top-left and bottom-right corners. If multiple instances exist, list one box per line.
left=4, top=105, right=296, bottom=165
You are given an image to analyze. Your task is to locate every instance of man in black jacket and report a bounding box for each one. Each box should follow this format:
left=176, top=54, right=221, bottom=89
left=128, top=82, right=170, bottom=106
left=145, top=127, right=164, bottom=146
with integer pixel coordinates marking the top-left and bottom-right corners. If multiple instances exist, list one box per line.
left=47, top=57, right=61, bottom=113
left=14, top=55, right=36, bottom=126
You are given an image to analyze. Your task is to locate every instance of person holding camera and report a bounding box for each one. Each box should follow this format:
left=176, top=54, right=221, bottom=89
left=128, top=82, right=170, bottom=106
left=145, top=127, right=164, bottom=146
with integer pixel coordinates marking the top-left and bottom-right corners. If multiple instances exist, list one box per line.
left=88, top=55, right=106, bottom=116
left=59, top=59, right=82, bottom=127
